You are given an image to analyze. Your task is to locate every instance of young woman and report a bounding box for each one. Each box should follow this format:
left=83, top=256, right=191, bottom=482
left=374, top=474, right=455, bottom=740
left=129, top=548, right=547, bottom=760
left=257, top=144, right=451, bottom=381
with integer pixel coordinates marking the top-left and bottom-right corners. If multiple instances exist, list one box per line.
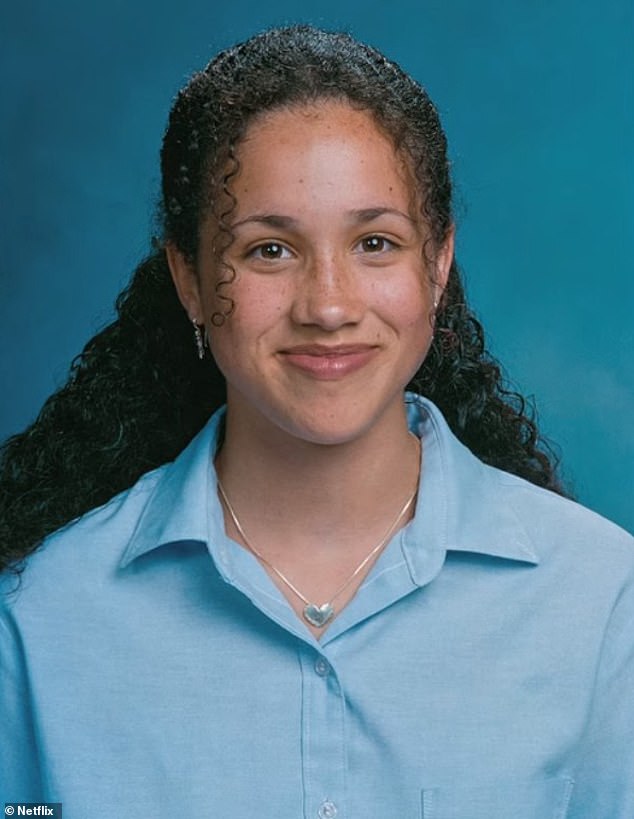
left=1, top=25, right=633, bottom=819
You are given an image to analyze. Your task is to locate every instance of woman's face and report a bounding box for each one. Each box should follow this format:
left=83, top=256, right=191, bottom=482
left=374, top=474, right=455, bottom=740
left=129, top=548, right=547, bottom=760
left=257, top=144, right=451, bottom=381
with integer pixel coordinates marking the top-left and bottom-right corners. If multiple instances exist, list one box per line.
left=170, top=101, right=453, bottom=446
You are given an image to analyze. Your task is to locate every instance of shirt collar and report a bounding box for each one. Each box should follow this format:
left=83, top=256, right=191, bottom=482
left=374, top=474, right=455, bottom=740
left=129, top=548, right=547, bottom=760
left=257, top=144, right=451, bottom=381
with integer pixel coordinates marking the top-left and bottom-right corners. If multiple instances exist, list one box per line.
left=401, top=393, right=539, bottom=586
left=119, top=395, right=539, bottom=572
left=118, top=409, right=225, bottom=569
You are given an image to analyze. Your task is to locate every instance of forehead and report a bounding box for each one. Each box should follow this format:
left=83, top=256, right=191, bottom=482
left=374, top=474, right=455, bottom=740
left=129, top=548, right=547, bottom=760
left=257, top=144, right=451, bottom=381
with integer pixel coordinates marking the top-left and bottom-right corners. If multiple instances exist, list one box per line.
left=228, top=100, right=418, bottom=217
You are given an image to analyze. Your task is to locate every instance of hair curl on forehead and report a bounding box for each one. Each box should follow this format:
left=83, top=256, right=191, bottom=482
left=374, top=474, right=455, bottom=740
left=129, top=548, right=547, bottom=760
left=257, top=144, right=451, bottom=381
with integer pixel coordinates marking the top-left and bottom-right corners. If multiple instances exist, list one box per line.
left=160, top=25, right=453, bottom=264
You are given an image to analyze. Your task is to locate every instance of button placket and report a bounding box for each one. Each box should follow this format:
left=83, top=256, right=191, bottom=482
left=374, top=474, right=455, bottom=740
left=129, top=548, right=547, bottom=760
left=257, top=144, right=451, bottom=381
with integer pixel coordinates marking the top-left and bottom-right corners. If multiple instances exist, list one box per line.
left=300, top=649, right=347, bottom=819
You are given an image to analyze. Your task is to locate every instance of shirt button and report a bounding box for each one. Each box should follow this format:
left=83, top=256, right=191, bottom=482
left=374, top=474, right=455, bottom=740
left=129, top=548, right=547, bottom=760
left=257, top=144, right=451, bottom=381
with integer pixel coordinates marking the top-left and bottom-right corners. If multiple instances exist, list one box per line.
left=318, top=801, right=338, bottom=819
left=314, top=657, right=330, bottom=676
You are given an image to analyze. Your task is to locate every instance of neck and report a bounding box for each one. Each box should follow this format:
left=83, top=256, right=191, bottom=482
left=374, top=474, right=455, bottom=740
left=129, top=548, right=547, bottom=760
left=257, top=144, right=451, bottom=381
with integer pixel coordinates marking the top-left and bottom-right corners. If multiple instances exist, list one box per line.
left=214, top=397, right=420, bottom=555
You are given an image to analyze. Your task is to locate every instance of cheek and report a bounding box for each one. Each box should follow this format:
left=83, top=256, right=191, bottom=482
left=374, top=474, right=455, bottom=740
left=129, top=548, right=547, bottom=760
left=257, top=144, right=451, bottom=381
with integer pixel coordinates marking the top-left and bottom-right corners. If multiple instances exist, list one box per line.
left=376, top=277, right=431, bottom=334
left=379, top=285, right=435, bottom=372
left=225, top=277, right=290, bottom=321
left=207, top=295, right=280, bottom=372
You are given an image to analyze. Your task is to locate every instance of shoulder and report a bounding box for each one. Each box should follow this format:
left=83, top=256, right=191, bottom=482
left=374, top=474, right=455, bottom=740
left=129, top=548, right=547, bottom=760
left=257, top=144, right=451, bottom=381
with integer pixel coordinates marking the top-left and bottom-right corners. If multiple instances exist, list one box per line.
left=412, top=393, right=634, bottom=571
left=49, top=465, right=164, bottom=549
left=492, top=464, right=634, bottom=571
left=1, top=408, right=221, bottom=610
left=0, top=465, right=165, bottom=603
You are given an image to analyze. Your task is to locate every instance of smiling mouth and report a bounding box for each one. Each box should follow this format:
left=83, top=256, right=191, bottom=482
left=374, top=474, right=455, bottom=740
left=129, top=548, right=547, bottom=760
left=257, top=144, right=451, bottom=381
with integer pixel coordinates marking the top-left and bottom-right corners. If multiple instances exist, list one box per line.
left=279, top=344, right=379, bottom=379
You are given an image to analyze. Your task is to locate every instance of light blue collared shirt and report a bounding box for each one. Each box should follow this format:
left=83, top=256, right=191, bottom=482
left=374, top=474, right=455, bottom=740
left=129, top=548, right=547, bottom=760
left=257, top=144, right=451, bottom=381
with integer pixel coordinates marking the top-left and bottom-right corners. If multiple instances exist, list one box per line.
left=2, top=395, right=634, bottom=818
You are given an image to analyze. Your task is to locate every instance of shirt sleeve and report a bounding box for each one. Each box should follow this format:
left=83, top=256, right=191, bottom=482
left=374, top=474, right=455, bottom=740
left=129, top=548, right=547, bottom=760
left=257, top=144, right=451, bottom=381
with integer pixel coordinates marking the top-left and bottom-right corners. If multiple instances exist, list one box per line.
left=0, top=604, right=45, bottom=802
left=568, top=564, right=634, bottom=818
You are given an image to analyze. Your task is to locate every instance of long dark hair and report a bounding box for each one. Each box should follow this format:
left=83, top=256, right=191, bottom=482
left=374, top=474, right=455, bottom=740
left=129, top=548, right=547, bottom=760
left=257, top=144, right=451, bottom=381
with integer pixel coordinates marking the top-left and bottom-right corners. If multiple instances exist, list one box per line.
left=0, top=25, right=563, bottom=577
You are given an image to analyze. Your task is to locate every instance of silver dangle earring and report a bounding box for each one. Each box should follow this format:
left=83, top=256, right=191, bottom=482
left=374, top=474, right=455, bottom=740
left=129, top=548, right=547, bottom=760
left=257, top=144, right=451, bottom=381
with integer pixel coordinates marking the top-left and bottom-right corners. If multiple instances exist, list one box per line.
left=192, top=318, right=205, bottom=360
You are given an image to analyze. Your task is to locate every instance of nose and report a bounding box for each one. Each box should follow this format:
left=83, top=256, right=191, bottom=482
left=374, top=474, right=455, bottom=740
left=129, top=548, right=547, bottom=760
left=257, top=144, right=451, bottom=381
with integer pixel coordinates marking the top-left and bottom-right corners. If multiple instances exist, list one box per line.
left=290, top=251, right=364, bottom=331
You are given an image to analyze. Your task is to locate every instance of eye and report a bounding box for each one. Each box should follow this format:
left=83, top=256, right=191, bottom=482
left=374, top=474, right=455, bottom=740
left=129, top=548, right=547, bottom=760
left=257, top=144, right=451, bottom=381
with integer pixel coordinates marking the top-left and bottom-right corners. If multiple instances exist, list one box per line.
left=357, top=235, right=397, bottom=253
left=249, top=242, right=293, bottom=261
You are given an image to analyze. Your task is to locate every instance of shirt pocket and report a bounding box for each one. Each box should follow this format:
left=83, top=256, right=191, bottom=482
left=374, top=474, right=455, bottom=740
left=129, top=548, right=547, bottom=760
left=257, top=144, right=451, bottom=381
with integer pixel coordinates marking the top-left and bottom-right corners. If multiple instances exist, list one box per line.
left=421, top=776, right=574, bottom=819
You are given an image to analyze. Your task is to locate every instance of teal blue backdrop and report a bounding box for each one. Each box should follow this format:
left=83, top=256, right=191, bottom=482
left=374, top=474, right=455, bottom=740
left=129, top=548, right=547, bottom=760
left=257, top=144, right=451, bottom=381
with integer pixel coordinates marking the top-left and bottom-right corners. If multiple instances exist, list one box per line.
left=1, top=0, right=632, bottom=531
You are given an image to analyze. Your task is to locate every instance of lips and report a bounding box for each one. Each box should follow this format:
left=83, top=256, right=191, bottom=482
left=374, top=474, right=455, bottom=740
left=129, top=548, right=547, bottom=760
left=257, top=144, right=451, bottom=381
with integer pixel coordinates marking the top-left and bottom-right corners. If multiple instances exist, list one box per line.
left=279, top=343, right=379, bottom=379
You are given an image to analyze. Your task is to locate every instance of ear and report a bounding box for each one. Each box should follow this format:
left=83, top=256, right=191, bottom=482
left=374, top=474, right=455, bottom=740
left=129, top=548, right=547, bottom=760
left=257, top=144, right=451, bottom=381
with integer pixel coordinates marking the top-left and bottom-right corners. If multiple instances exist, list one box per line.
left=433, top=223, right=455, bottom=304
left=165, top=242, right=204, bottom=323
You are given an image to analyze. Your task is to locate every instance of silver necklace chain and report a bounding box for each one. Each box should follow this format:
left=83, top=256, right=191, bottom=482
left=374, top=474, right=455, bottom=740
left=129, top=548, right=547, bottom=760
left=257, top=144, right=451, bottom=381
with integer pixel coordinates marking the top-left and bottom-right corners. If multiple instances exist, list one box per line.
left=216, top=469, right=419, bottom=629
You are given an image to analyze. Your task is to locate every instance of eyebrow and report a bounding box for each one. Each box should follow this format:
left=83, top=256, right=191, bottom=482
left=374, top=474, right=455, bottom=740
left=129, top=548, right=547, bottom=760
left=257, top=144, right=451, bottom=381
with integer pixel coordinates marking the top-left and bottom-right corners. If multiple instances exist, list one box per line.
left=231, top=207, right=417, bottom=230
left=350, top=207, right=417, bottom=226
left=232, top=214, right=299, bottom=230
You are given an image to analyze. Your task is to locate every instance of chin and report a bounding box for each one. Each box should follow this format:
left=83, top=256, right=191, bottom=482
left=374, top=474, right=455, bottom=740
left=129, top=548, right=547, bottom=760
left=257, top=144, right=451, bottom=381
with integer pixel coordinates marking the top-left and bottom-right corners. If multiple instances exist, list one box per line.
left=268, top=401, right=399, bottom=448
left=291, top=426, right=366, bottom=447
left=227, top=377, right=409, bottom=448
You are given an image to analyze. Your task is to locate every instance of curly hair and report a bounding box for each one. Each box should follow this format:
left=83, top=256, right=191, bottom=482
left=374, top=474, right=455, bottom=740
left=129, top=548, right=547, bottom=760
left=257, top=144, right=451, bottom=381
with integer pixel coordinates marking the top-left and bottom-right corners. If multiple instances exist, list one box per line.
left=0, top=25, right=564, bottom=577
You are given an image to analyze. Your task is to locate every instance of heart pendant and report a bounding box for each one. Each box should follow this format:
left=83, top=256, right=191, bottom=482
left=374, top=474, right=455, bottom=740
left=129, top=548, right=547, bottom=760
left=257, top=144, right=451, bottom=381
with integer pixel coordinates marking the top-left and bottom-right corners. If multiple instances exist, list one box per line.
left=303, top=603, right=334, bottom=628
